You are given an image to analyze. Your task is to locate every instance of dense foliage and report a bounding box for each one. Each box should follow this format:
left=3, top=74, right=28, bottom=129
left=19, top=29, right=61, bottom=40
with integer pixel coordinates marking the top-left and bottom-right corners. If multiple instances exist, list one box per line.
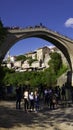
left=1, top=52, right=68, bottom=89
left=15, top=55, right=27, bottom=61
left=49, top=52, right=62, bottom=74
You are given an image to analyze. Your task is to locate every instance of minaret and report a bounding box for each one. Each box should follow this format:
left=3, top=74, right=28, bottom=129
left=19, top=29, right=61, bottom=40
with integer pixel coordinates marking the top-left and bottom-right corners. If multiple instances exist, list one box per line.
left=7, top=51, right=10, bottom=58
left=7, top=51, right=11, bottom=63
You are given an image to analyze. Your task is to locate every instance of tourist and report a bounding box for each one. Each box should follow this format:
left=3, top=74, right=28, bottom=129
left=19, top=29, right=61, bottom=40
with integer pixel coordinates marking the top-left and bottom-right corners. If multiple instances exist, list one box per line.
left=29, top=91, right=34, bottom=111
left=23, top=89, right=29, bottom=112
left=34, top=90, right=40, bottom=112
left=16, top=86, right=22, bottom=109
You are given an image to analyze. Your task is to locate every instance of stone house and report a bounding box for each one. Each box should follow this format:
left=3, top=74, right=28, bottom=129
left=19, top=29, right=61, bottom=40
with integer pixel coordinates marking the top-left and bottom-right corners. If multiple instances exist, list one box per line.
left=5, top=46, right=68, bottom=71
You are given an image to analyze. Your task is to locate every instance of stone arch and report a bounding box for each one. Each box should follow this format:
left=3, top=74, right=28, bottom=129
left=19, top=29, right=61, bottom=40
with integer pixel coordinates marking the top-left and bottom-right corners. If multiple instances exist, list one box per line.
left=1, top=26, right=73, bottom=85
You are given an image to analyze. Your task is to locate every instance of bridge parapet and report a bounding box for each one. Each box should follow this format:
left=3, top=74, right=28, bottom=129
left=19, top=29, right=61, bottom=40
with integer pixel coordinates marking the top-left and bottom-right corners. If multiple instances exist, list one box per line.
left=6, top=26, right=73, bottom=42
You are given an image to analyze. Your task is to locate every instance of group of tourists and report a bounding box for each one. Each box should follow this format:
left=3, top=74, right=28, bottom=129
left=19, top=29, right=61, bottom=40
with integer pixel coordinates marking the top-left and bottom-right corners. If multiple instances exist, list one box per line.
left=16, top=87, right=40, bottom=112
left=15, top=84, right=72, bottom=112
left=43, top=86, right=60, bottom=109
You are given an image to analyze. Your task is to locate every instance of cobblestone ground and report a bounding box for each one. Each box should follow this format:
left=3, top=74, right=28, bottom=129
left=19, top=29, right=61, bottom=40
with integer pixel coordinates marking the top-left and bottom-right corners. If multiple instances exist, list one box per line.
left=0, top=101, right=73, bottom=130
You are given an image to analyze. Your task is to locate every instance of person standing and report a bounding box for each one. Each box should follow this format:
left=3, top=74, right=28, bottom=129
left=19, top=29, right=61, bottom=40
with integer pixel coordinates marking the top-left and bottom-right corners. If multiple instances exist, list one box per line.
left=29, top=91, right=34, bottom=111
left=34, top=90, right=40, bottom=112
left=16, top=86, right=22, bottom=109
left=24, top=89, right=29, bottom=112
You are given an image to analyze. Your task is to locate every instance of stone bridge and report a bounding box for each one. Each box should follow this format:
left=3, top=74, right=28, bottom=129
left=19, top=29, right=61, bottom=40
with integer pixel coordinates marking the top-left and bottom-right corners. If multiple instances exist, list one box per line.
left=1, top=25, right=73, bottom=85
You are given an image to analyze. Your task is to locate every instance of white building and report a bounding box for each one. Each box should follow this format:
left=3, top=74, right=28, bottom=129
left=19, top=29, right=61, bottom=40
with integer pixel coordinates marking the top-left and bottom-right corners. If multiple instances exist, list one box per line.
left=22, top=60, right=30, bottom=69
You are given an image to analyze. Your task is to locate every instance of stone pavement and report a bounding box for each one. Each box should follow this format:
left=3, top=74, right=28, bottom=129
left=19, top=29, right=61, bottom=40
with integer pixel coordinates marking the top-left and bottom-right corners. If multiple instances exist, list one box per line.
left=0, top=101, right=73, bottom=130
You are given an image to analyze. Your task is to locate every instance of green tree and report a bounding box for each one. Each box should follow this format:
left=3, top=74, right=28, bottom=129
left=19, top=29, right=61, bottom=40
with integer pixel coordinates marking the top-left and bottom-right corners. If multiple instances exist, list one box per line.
left=15, top=55, right=26, bottom=61
left=27, top=56, right=38, bottom=66
left=49, top=52, right=62, bottom=74
left=43, top=68, right=57, bottom=87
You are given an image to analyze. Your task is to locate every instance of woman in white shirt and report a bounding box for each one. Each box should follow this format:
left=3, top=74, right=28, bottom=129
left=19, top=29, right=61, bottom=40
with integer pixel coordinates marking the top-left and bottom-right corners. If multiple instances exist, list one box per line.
left=24, top=89, right=29, bottom=112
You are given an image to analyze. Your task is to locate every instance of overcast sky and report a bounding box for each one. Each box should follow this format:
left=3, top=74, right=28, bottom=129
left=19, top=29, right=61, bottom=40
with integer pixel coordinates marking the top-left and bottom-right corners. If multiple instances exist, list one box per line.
left=0, top=0, right=73, bottom=56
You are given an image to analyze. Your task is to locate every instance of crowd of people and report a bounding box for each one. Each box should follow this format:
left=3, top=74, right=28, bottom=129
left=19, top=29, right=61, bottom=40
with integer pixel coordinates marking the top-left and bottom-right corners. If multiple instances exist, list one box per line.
left=15, top=84, right=72, bottom=112
left=16, top=87, right=40, bottom=112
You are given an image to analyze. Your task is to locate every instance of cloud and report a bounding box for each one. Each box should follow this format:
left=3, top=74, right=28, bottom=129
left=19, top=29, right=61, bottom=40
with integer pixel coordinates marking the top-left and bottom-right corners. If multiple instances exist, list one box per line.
left=64, top=18, right=73, bottom=28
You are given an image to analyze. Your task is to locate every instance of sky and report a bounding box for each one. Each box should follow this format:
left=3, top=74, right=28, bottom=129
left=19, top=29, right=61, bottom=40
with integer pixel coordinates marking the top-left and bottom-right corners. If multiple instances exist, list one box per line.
left=0, top=0, right=73, bottom=57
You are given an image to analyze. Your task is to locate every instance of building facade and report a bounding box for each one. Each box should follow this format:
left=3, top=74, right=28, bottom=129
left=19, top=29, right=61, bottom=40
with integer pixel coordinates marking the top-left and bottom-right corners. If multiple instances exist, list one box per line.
left=3, top=46, right=68, bottom=72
